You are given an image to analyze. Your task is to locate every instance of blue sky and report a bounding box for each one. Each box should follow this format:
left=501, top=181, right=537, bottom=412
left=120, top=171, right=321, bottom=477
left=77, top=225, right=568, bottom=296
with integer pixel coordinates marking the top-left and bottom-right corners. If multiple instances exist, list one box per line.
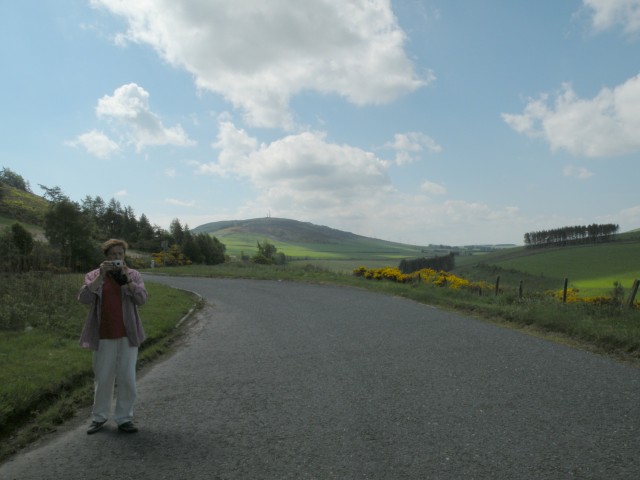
left=2, top=0, right=639, bottom=246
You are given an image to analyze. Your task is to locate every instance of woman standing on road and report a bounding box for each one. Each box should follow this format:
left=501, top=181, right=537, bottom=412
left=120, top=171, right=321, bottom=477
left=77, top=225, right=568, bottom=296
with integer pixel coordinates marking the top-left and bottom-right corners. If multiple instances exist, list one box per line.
left=78, top=238, right=147, bottom=435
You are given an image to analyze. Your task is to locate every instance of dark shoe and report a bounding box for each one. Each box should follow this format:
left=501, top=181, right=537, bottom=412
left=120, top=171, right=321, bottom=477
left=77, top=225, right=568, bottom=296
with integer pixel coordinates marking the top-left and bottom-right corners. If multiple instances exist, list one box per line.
left=87, top=420, right=106, bottom=435
left=118, top=421, right=138, bottom=433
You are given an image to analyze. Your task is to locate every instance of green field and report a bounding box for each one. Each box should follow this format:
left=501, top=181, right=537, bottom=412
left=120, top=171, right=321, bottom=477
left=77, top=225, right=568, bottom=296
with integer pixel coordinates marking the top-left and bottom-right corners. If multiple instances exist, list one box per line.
left=217, top=231, right=433, bottom=261
left=454, top=241, right=640, bottom=296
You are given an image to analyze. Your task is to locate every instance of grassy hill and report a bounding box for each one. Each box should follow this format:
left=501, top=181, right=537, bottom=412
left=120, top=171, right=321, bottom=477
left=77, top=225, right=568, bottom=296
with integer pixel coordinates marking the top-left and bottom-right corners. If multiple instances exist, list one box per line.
left=192, top=217, right=461, bottom=269
left=453, top=237, right=640, bottom=297
left=0, top=183, right=48, bottom=226
left=0, top=184, right=48, bottom=240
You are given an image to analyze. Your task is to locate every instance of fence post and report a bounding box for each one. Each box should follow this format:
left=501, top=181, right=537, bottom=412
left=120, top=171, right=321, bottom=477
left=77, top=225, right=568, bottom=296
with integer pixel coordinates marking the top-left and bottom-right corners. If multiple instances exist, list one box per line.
left=519, top=280, right=523, bottom=300
left=563, top=278, right=569, bottom=303
left=627, top=279, right=639, bottom=308
left=495, top=276, right=500, bottom=297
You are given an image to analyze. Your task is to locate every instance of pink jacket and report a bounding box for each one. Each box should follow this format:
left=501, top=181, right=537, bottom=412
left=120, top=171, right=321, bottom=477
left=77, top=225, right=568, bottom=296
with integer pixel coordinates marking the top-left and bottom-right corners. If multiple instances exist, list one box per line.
left=78, top=268, right=147, bottom=350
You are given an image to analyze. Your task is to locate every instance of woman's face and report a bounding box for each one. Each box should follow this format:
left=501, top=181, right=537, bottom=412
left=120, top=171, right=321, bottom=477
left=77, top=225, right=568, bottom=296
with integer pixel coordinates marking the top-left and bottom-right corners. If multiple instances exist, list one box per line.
left=106, top=245, right=125, bottom=260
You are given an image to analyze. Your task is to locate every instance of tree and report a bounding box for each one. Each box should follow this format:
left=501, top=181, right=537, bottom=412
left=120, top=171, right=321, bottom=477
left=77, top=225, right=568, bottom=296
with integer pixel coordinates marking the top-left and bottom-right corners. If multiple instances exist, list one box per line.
left=170, top=218, right=185, bottom=246
left=0, top=167, right=30, bottom=192
left=195, top=233, right=226, bottom=265
left=0, top=223, right=35, bottom=272
left=11, top=222, right=34, bottom=256
left=253, top=240, right=277, bottom=264
left=44, top=198, right=95, bottom=270
left=39, top=184, right=67, bottom=202
left=104, top=198, right=123, bottom=237
left=181, top=228, right=202, bottom=263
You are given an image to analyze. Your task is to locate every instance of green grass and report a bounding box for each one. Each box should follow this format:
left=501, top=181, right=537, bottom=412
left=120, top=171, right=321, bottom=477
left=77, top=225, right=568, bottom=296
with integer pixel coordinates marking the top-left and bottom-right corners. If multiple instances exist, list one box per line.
left=0, top=274, right=199, bottom=461
left=0, top=184, right=48, bottom=226
left=453, top=241, right=640, bottom=297
left=215, top=231, right=435, bottom=260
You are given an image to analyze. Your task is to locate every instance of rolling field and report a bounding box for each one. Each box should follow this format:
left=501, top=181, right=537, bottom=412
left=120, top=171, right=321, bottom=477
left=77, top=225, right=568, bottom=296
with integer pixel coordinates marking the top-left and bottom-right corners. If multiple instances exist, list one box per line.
left=216, top=231, right=433, bottom=262
left=455, top=241, right=640, bottom=296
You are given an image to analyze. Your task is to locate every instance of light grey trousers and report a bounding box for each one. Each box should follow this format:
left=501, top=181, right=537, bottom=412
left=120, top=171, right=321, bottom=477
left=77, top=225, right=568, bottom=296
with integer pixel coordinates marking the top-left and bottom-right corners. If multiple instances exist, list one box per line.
left=92, top=338, right=138, bottom=425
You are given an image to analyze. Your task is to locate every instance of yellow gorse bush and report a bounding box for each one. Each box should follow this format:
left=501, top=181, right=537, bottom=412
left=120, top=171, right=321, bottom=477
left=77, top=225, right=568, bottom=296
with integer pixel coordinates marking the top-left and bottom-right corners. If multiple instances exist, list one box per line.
left=546, top=288, right=636, bottom=307
left=353, top=266, right=487, bottom=292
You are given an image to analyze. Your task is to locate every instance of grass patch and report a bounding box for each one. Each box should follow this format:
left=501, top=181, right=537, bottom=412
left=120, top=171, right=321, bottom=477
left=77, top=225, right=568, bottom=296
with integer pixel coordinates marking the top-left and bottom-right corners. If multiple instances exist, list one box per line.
left=454, top=241, right=640, bottom=297
left=0, top=273, right=199, bottom=462
left=214, top=231, right=432, bottom=260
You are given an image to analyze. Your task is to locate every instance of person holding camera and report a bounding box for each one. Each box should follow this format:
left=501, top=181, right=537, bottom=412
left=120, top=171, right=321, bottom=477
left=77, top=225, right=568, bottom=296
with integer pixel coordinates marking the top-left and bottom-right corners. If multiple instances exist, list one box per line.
left=78, top=238, right=147, bottom=435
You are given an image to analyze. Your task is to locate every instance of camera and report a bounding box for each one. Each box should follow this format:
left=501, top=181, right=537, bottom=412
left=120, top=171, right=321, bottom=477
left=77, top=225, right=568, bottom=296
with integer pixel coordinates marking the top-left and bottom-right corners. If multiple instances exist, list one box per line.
left=111, top=260, right=124, bottom=268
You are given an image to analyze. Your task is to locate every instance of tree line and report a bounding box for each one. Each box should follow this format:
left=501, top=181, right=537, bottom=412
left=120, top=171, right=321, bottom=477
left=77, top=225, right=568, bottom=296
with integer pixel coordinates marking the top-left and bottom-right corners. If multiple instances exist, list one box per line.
left=0, top=168, right=225, bottom=272
left=523, top=223, right=620, bottom=248
left=398, top=252, right=455, bottom=274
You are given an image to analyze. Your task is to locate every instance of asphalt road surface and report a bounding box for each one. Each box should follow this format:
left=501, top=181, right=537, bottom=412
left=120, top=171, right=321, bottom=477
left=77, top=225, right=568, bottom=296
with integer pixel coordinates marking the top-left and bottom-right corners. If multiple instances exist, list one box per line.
left=2, top=276, right=640, bottom=479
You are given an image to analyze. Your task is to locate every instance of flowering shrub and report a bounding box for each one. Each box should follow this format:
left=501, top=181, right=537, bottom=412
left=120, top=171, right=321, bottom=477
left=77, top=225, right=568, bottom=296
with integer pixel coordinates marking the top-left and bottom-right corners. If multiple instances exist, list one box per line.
left=354, top=266, right=639, bottom=309
left=545, top=287, right=638, bottom=308
left=353, top=266, right=485, bottom=292
left=152, top=244, right=192, bottom=267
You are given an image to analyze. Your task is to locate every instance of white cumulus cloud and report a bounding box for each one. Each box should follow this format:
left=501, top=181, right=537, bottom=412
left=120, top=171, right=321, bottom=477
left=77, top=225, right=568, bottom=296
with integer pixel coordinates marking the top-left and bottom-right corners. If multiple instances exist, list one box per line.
left=502, top=75, right=640, bottom=157
left=65, top=129, right=119, bottom=158
left=200, top=121, right=392, bottom=216
left=420, top=180, right=447, bottom=195
left=583, top=0, right=640, bottom=34
left=96, top=83, right=195, bottom=151
left=91, top=0, right=429, bottom=129
left=385, top=132, right=442, bottom=165
left=192, top=120, right=523, bottom=244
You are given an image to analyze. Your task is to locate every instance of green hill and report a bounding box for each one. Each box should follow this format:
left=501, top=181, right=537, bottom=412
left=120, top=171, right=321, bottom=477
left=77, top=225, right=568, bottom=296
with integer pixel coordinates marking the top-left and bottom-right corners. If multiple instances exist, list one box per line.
left=454, top=237, right=640, bottom=296
left=192, top=217, right=508, bottom=271
left=0, top=183, right=48, bottom=226
left=0, top=183, right=48, bottom=240
left=192, top=217, right=445, bottom=267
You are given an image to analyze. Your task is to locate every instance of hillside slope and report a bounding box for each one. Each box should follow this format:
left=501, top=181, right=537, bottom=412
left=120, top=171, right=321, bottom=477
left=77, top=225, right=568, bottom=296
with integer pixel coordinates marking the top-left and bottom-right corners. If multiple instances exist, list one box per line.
left=0, top=183, right=48, bottom=226
left=193, top=217, right=362, bottom=244
left=192, top=217, right=441, bottom=261
left=454, top=236, right=640, bottom=295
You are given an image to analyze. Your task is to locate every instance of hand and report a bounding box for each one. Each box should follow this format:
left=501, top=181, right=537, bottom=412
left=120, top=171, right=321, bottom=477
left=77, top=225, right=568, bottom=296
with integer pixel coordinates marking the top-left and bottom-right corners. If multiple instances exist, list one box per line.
left=121, top=265, right=132, bottom=284
left=99, top=260, right=115, bottom=277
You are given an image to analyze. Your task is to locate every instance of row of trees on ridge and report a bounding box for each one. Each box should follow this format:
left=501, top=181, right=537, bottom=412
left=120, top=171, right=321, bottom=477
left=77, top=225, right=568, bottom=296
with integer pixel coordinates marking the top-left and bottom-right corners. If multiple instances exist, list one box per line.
left=524, top=224, right=620, bottom=248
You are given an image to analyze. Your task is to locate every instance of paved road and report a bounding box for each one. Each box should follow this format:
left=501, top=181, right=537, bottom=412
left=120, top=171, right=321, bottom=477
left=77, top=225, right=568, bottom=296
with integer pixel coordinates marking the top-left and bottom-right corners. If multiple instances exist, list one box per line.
left=2, top=276, right=640, bottom=479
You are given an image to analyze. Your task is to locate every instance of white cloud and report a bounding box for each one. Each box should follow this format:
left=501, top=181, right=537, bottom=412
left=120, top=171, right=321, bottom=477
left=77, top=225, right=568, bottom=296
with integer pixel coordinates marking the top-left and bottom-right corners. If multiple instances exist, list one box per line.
left=420, top=180, right=447, bottom=195
left=192, top=121, right=524, bottom=244
left=385, top=132, right=442, bottom=165
left=164, top=168, right=177, bottom=178
left=91, top=0, right=429, bottom=129
left=583, top=0, right=640, bottom=34
left=65, top=129, right=119, bottom=158
left=596, top=204, right=640, bottom=232
left=165, top=198, right=196, bottom=207
left=563, top=165, right=594, bottom=179
left=96, top=83, right=195, bottom=151
left=115, top=189, right=128, bottom=197
left=201, top=121, right=392, bottom=214
left=502, top=75, right=640, bottom=157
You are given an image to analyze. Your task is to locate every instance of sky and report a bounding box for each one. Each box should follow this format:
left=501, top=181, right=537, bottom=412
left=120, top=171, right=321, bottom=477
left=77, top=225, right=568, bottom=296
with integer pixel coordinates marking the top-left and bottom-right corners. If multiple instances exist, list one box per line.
left=1, top=0, right=639, bottom=246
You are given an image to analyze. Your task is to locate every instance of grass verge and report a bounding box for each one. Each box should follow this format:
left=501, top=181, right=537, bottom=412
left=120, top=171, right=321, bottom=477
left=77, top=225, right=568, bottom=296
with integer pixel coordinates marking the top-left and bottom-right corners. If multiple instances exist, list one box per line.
left=0, top=274, right=201, bottom=463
